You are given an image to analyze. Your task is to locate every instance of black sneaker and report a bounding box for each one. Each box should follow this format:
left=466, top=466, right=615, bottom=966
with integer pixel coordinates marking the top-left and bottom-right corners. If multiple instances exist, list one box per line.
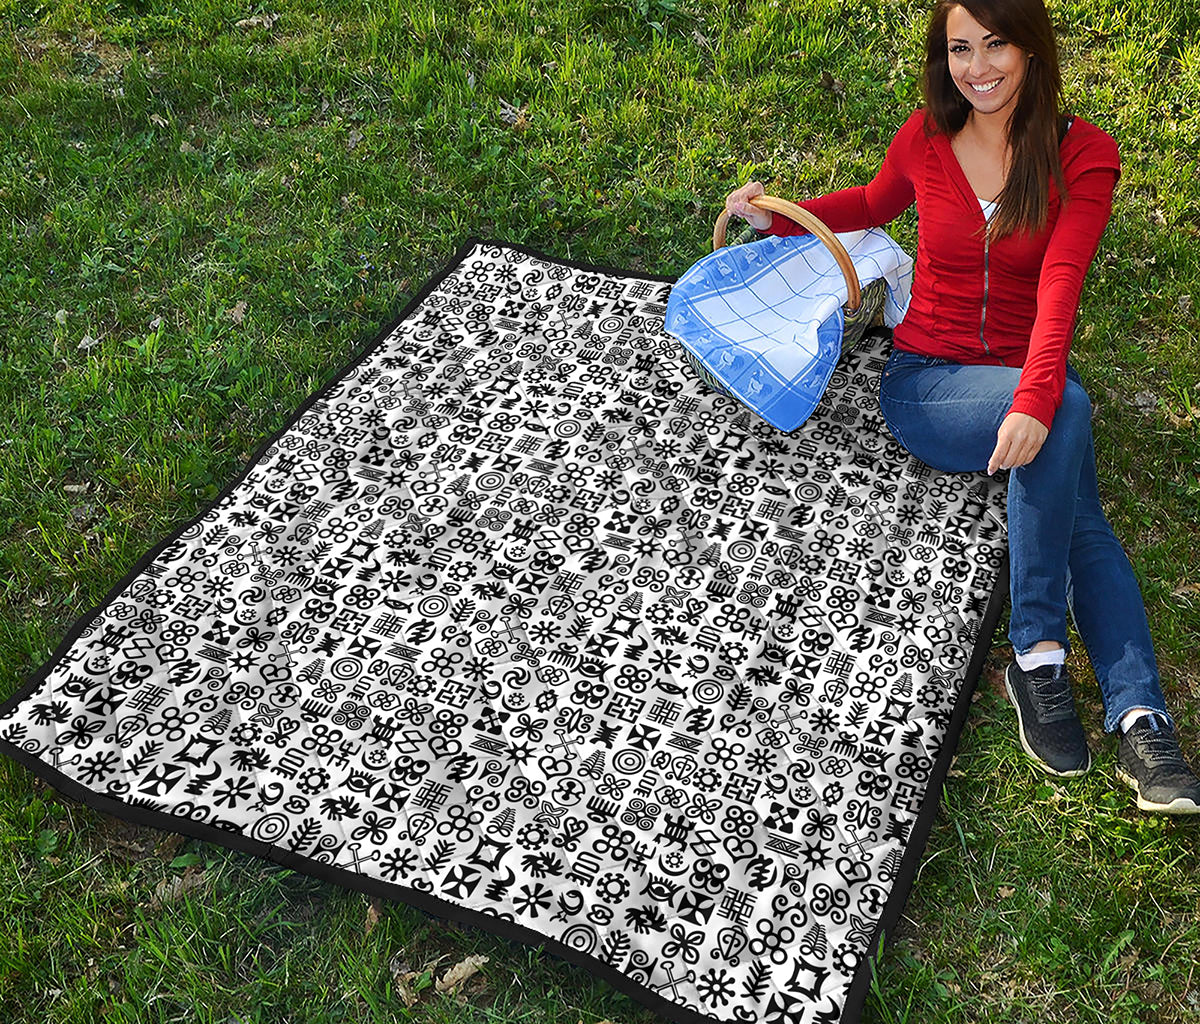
left=1004, top=661, right=1092, bottom=777
left=1116, top=715, right=1200, bottom=815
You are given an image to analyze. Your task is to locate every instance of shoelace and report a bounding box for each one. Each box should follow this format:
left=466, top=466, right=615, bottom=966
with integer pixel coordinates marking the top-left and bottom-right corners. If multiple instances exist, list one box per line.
left=1133, top=729, right=1186, bottom=770
left=1029, top=670, right=1075, bottom=718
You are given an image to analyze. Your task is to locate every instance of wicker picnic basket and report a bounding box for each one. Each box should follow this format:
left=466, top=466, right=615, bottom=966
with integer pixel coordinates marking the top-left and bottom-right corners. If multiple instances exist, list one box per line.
left=677, top=194, right=889, bottom=398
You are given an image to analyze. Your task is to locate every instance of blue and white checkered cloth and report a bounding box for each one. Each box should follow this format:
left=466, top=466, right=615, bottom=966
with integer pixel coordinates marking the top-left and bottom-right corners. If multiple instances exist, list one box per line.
left=665, top=228, right=914, bottom=432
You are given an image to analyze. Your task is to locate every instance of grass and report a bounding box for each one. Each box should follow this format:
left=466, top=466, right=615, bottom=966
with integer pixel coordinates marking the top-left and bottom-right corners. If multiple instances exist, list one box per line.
left=1, top=0, right=1199, bottom=1021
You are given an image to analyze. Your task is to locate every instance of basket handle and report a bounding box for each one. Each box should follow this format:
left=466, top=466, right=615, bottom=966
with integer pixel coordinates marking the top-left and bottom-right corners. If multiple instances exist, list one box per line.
left=713, top=195, right=862, bottom=312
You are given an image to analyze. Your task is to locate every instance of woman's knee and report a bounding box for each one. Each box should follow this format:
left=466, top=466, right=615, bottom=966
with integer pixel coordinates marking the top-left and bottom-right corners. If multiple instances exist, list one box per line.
left=1045, top=380, right=1092, bottom=444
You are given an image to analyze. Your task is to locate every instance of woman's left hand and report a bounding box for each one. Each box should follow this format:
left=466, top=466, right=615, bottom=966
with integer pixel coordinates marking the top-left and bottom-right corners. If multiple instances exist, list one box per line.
left=987, top=412, right=1049, bottom=474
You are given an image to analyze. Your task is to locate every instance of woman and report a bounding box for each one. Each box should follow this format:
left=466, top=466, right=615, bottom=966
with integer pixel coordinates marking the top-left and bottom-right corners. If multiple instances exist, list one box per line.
left=725, top=0, right=1199, bottom=814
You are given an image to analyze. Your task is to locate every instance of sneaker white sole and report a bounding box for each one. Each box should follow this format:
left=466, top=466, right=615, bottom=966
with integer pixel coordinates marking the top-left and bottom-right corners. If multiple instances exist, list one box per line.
left=1004, top=665, right=1092, bottom=778
left=1115, top=765, right=1200, bottom=815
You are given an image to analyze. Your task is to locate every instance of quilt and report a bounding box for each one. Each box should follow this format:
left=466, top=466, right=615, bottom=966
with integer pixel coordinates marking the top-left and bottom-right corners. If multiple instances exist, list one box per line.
left=0, top=238, right=1009, bottom=1024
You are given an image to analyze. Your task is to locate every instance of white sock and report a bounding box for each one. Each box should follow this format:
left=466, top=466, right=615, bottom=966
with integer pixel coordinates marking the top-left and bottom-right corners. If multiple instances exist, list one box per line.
left=1120, top=709, right=1164, bottom=733
left=1015, top=647, right=1066, bottom=672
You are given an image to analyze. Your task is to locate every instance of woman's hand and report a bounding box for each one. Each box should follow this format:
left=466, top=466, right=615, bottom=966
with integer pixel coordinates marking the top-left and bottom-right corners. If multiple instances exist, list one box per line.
left=725, top=180, right=773, bottom=232
left=987, top=412, right=1049, bottom=474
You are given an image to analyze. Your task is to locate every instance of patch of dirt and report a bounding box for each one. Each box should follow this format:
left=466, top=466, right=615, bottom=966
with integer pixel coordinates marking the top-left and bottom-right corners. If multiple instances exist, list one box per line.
left=983, top=647, right=1010, bottom=701
left=15, top=28, right=140, bottom=79
left=90, top=812, right=178, bottom=863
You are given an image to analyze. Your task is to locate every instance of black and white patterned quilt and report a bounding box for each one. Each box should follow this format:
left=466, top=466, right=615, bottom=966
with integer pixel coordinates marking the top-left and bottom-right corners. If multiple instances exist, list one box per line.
left=0, top=239, right=1008, bottom=1024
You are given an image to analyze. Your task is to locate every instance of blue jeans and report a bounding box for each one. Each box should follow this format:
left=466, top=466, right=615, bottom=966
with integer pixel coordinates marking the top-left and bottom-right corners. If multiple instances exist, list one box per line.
left=878, top=347, right=1171, bottom=733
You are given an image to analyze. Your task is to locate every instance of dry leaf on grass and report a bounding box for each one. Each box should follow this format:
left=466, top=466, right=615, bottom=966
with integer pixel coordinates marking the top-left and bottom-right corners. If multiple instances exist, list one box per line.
left=1132, top=390, right=1157, bottom=413
left=436, top=953, right=489, bottom=994
left=393, top=974, right=420, bottom=1008
left=365, top=895, right=384, bottom=935
left=498, top=97, right=529, bottom=129
left=391, top=945, right=420, bottom=993
left=389, top=951, right=452, bottom=1007
left=236, top=12, right=279, bottom=30
left=149, top=865, right=208, bottom=910
left=997, top=886, right=1016, bottom=899
left=388, top=953, right=419, bottom=1007
left=226, top=300, right=248, bottom=324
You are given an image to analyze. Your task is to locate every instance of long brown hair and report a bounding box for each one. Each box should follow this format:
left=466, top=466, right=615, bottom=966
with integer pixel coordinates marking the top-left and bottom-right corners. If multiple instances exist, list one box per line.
left=921, top=0, right=1071, bottom=241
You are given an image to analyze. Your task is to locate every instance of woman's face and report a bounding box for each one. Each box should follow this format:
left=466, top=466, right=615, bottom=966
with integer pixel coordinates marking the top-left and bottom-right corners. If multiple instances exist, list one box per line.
left=945, top=5, right=1030, bottom=122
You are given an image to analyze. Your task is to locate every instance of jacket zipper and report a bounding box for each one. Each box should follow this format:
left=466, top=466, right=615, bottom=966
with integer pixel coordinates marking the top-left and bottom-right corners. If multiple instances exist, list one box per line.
left=979, top=223, right=1005, bottom=366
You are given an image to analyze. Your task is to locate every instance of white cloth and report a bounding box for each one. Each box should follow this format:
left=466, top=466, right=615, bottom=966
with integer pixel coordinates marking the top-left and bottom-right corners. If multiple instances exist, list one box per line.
left=670, top=227, right=915, bottom=379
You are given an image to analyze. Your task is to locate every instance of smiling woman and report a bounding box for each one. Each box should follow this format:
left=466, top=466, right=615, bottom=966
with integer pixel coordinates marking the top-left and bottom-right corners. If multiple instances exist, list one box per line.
left=725, top=0, right=1200, bottom=816
left=944, top=13, right=1032, bottom=202
left=921, top=0, right=1069, bottom=242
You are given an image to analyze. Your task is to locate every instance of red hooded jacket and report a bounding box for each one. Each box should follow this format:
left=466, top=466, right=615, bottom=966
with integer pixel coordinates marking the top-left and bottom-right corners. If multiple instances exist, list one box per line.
left=757, top=107, right=1121, bottom=430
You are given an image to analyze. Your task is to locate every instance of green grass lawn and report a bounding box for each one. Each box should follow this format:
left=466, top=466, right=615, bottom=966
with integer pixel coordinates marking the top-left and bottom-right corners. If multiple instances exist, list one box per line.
left=2, top=0, right=1199, bottom=1020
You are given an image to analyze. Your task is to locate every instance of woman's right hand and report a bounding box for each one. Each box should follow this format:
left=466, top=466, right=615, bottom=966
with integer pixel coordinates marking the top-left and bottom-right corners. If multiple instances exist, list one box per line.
left=725, top=180, right=773, bottom=232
